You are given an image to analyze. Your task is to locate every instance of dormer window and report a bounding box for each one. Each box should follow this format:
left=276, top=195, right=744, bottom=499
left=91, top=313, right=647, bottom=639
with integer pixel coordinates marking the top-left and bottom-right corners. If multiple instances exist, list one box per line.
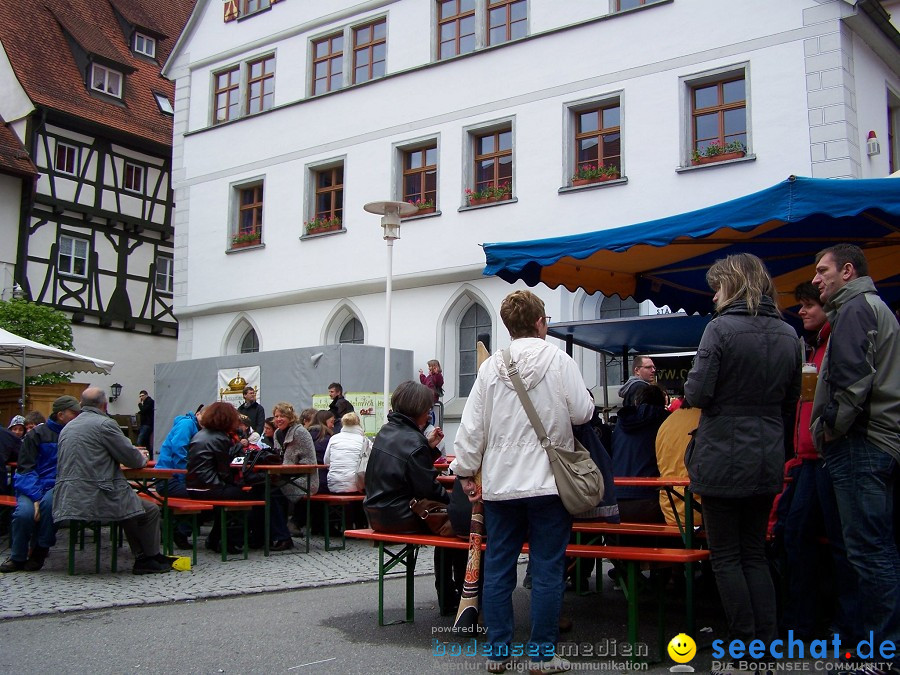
left=154, top=93, right=174, bottom=115
left=91, top=63, right=123, bottom=98
left=134, top=32, right=156, bottom=58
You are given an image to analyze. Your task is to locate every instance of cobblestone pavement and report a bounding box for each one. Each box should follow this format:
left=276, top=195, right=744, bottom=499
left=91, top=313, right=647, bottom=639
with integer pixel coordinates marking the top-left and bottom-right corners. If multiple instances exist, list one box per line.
left=0, top=527, right=429, bottom=619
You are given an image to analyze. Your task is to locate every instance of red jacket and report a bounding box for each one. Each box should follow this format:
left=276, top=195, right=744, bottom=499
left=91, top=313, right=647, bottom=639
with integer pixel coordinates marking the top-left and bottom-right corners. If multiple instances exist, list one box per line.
left=794, top=322, right=831, bottom=460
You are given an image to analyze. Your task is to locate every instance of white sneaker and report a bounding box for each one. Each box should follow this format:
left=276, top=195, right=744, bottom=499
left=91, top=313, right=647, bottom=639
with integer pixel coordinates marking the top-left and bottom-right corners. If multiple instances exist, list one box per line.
left=529, top=655, right=571, bottom=674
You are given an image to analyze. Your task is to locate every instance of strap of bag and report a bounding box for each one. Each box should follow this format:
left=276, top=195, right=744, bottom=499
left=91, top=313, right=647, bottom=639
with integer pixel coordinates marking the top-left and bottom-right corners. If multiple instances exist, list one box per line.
left=502, top=348, right=557, bottom=460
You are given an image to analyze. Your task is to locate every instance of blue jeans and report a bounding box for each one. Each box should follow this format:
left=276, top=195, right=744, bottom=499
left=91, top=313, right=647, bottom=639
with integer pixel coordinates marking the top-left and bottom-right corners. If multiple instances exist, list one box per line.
left=11, top=491, right=57, bottom=562
left=782, top=458, right=859, bottom=641
left=702, top=494, right=777, bottom=643
left=824, top=433, right=900, bottom=645
left=483, top=495, right=571, bottom=664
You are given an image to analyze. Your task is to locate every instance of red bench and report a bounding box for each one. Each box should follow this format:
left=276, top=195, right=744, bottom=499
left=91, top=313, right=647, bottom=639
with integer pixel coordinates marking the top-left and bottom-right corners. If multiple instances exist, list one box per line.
left=138, top=493, right=213, bottom=564
left=298, top=493, right=365, bottom=550
left=344, top=527, right=708, bottom=654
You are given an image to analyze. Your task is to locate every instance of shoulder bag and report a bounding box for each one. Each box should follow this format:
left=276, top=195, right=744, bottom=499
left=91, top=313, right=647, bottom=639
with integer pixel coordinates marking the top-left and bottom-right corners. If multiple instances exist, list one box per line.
left=503, top=348, right=604, bottom=515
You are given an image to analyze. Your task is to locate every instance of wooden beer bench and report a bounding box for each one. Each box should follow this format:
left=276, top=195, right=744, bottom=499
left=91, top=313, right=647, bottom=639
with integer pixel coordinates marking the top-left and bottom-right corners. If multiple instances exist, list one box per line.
left=298, top=493, right=365, bottom=551
left=344, top=527, right=708, bottom=656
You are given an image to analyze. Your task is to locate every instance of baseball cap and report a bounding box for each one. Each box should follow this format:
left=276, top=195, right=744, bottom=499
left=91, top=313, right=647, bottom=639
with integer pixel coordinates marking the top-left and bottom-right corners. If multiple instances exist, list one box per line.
left=52, top=395, right=82, bottom=415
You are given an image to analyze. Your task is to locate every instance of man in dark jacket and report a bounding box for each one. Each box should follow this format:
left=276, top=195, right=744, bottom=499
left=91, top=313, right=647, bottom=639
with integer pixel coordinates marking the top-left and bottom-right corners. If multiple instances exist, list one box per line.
left=618, top=355, right=656, bottom=407
left=328, top=382, right=354, bottom=421
left=137, top=390, right=155, bottom=449
left=236, top=386, right=265, bottom=435
left=0, top=423, right=20, bottom=494
left=811, top=244, right=899, bottom=648
left=0, top=395, right=80, bottom=573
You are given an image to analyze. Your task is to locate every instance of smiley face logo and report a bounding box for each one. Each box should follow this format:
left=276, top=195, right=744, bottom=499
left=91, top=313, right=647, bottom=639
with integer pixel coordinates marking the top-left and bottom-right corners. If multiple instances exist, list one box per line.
left=667, top=633, right=696, bottom=664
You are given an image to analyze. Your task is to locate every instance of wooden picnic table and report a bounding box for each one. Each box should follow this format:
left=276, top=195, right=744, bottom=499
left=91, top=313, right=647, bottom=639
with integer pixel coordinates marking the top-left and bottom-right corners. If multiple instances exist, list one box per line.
left=122, top=466, right=187, bottom=554
left=248, top=464, right=324, bottom=555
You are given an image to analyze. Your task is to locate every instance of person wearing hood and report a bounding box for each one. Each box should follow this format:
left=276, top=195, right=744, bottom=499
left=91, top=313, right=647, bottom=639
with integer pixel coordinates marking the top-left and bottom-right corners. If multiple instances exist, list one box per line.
left=611, top=384, right=669, bottom=523
left=685, top=253, right=801, bottom=644
left=156, top=405, right=205, bottom=549
left=452, top=290, right=594, bottom=674
left=617, top=356, right=656, bottom=408
left=7, top=415, right=26, bottom=439
left=810, top=244, right=899, bottom=649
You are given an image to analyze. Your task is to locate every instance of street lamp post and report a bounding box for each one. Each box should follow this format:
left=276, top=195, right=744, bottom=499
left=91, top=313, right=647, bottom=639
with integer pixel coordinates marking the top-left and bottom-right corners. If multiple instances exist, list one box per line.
left=363, top=200, right=418, bottom=428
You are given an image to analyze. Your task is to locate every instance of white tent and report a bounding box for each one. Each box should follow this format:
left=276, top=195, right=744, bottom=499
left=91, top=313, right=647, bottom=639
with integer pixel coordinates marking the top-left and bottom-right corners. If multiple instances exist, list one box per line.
left=0, top=326, right=114, bottom=411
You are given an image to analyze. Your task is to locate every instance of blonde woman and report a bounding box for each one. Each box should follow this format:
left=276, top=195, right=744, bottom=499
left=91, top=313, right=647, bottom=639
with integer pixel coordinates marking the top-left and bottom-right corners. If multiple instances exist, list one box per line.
left=323, top=412, right=371, bottom=493
left=684, top=253, right=802, bottom=644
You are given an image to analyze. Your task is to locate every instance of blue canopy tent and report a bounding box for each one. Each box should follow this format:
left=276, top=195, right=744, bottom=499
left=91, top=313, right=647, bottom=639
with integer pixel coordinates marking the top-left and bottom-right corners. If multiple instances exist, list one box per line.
left=483, top=176, right=900, bottom=315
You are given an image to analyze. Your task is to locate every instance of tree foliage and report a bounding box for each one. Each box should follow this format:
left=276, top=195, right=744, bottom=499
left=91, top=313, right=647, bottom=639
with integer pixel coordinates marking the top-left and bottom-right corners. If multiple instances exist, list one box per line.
left=0, top=298, right=74, bottom=386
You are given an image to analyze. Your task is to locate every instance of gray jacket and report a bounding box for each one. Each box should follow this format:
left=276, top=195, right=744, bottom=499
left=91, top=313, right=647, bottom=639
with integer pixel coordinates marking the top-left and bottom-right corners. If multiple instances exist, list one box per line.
left=811, top=276, right=900, bottom=461
left=53, top=406, right=147, bottom=522
left=684, top=298, right=802, bottom=498
left=274, top=423, right=318, bottom=502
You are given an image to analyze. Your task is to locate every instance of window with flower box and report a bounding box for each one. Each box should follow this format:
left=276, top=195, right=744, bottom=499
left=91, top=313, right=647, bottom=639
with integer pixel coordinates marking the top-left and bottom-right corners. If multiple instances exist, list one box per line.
left=487, top=0, right=526, bottom=45
left=682, top=65, right=750, bottom=167
left=569, top=98, right=621, bottom=186
left=312, top=33, right=344, bottom=95
left=353, top=19, right=386, bottom=84
left=464, top=123, right=513, bottom=207
left=305, top=163, right=344, bottom=235
left=231, top=181, right=264, bottom=249
left=402, top=143, right=438, bottom=214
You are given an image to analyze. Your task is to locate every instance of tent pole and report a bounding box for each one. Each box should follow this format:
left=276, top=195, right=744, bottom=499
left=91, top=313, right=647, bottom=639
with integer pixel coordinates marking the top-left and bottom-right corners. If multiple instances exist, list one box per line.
left=600, top=353, right=609, bottom=423
left=20, top=347, right=26, bottom=413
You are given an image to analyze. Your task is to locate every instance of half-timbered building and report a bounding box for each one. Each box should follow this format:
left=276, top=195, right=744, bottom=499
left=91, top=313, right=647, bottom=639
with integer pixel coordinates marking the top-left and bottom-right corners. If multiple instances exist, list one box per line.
left=0, top=0, right=194, bottom=412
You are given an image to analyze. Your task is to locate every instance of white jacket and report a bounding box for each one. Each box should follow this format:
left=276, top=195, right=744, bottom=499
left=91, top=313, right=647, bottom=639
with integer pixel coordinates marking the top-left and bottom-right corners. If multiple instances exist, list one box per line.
left=451, top=337, right=594, bottom=501
left=323, top=426, right=370, bottom=493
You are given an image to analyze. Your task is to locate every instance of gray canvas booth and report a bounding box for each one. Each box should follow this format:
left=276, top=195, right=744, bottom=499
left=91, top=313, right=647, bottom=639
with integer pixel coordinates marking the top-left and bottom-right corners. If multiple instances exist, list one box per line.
left=153, top=343, right=413, bottom=452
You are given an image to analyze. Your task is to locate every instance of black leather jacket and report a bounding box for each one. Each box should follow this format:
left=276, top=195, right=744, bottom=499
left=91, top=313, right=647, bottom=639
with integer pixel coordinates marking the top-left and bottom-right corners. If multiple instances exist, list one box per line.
left=363, top=411, right=447, bottom=532
left=186, top=428, right=238, bottom=489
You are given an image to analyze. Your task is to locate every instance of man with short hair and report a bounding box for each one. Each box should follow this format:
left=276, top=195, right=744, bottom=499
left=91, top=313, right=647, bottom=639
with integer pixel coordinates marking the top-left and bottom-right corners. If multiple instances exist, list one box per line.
left=811, top=243, right=899, bottom=647
left=55, top=387, right=170, bottom=574
left=136, top=389, right=155, bottom=448
left=237, top=386, right=265, bottom=435
left=0, top=395, right=80, bottom=573
left=328, top=382, right=354, bottom=419
left=618, top=355, right=656, bottom=407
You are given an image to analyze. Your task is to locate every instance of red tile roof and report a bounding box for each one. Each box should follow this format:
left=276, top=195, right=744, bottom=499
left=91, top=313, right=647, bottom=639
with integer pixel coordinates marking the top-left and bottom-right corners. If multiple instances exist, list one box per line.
left=0, top=118, right=38, bottom=178
left=0, top=0, right=194, bottom=148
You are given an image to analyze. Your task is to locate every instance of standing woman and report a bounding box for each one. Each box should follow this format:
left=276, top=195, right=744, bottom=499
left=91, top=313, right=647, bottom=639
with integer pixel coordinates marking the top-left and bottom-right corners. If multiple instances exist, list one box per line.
left=684, top=253, right=801, bottom=643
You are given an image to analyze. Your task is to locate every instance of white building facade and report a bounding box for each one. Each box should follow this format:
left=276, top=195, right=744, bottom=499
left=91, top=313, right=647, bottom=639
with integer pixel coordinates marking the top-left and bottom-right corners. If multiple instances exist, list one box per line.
left=164, top=0, right=900, bottom=437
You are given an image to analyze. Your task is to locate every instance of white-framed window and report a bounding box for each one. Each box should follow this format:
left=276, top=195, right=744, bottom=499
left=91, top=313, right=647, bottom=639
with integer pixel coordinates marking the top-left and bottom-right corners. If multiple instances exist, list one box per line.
left=230, top=178, right=265, bottom=248
left=91, top=63, right=123, bottom=98
left=58, top=235, right=89, bottom=278
left=155, top=255, right=173, bottom=294
left=243, top=0, right=271, bottom=16
left=463, top=118, right=514, bottom=207
left=458, top=302, right=492, bottom=397
left=680, top=63, right=750, bottom=167
left=339, top=318, right=364, bottom=344
left=154, top=93, right=174, bottom=115
left=134, top=32, right=156, bottom=58
left=124, top=162, right=144, bottom=192
left=395, top=135, right=439, bottom=213
left=564, top=93, right=623, bottom=187
left=54, top=142, right=78, bottom=175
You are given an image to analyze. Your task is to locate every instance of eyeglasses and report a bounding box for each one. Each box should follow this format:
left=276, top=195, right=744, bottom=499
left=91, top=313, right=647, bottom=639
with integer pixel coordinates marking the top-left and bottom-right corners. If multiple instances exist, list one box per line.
left=640, top=365, right=656, bottom=371
left=543, top=316, right=552, bottom=323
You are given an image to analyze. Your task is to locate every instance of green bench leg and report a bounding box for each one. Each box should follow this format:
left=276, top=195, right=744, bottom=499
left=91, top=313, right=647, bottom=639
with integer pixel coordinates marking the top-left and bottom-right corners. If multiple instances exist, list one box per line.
left=219, top=508, right=228, bottom=563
